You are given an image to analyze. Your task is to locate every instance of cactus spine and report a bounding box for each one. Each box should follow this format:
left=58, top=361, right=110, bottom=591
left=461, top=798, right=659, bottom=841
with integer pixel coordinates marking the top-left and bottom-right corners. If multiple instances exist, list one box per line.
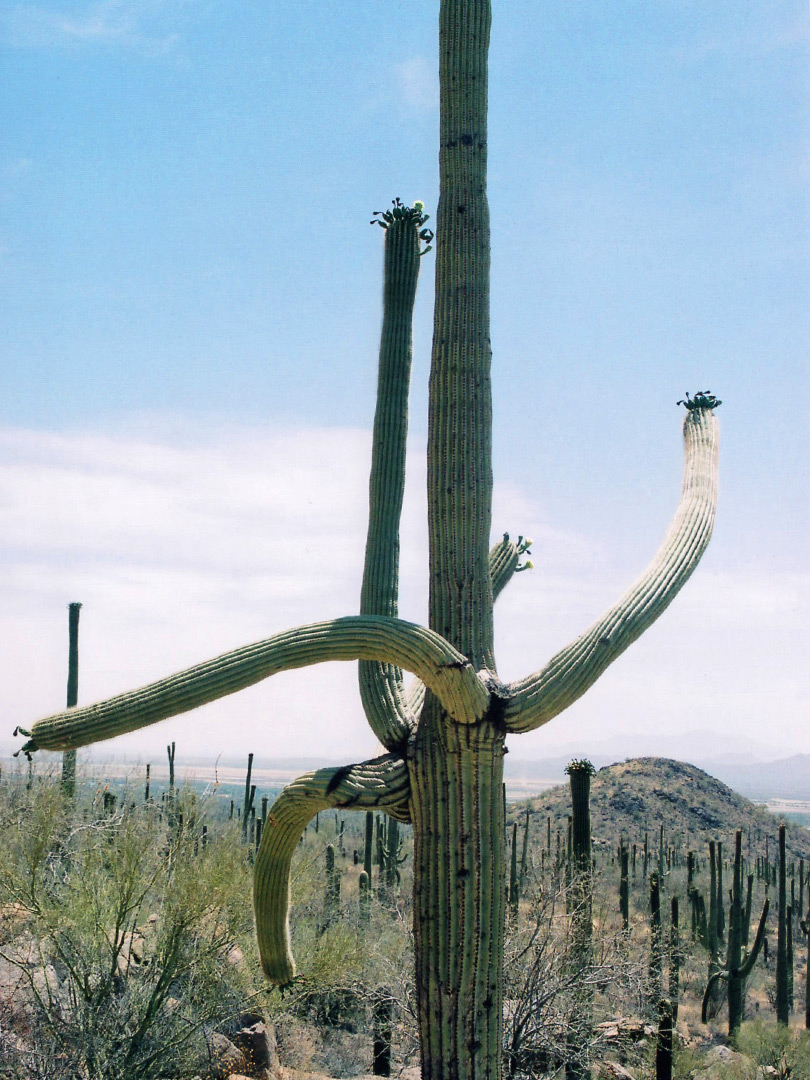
left=17, top=5, right=722, bottom=1075
left=60, top=601, right=82, bottom=797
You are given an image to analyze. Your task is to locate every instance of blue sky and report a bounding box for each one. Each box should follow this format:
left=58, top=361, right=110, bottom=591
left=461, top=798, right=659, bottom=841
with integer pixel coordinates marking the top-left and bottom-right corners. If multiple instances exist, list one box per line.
left=2, top=1, right=809, bottom=765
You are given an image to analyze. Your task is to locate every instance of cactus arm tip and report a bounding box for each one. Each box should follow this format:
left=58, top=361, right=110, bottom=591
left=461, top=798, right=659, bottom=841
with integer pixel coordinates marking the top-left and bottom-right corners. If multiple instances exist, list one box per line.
left=503, top=401, right=720, bottom=734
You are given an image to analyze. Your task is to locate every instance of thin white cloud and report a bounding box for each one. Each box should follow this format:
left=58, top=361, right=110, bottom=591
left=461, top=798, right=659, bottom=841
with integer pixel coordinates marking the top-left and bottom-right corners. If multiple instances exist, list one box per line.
left=395, top=56, right=439, bottom=111
left=2, top=420, right=807, bottom=765
left=1, top=1, right=184, bottom=54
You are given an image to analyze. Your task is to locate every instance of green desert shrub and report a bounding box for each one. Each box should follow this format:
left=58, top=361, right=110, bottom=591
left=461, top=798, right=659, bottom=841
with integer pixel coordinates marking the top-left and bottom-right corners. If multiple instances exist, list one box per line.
left=0, top=778, right=265, bottom=1080
left=734, top=1020, right=810, bottom=1080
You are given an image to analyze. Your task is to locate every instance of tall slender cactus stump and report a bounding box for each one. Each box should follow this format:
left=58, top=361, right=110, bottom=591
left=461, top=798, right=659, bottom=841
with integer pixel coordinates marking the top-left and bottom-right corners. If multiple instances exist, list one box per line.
left=15, top=3, right=721, bottom=1077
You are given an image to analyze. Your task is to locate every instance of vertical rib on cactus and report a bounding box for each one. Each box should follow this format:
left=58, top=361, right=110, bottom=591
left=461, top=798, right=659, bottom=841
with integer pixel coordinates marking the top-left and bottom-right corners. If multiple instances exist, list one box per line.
left=360, top=207, right=426, bottom=750
left=60, top=601, right=82, bottom=797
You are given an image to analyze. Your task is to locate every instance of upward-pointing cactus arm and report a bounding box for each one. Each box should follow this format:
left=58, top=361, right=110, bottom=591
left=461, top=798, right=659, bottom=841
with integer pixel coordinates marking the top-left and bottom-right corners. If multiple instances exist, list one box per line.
left=504, top=405, right=719, bottom=733
left=254, top=753, right=410, bottom=984
left=18, top=616, right=490, bottom=753
left=359, top=206, right=426, bottom=750
left=405, top=533, right=530, bottom=716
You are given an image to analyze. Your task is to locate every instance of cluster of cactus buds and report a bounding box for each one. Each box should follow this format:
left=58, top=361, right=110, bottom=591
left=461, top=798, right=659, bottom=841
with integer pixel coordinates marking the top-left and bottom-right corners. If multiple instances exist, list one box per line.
left=565, top=759, right=596, bottom=777
left=370, top=198, right=434, bottom=255
left=677, top=391, right=722, bottom=411
left=509, top=533, right=534, bottom=573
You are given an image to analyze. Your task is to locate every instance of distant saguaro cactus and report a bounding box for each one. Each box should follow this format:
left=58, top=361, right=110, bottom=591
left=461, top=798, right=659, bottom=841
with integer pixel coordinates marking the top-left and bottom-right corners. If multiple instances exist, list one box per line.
left=60, top=601, right=82, bottom=797
left=16, top=4, right=721, bottom=1075
left=649, top=872, right=663, bottom=1000
left=777, top=823, right=789, bottom=1025
left=701, top=829, right=769, bottom=1036
left=619, top=844, right=630, bottom=931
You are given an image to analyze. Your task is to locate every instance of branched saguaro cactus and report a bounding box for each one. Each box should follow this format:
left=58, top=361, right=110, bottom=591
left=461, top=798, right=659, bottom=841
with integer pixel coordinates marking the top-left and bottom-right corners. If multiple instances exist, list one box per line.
left=15, top=3, right=721, bottom=1076
left=701, top=830, right=769, bottom=1036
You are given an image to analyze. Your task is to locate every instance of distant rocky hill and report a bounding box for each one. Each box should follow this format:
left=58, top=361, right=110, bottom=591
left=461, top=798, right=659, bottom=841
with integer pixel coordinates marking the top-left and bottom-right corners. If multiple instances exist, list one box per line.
left=505, top=751, right=810, bottom=802
left=510, top=757, right=808, bottom=860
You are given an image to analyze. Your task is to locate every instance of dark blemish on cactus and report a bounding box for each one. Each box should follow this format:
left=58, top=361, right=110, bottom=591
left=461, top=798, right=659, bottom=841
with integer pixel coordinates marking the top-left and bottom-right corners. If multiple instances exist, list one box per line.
left=460, top=134, right=473, bottom=146
left=457, top=205, right=466, bottom=213
left=326, top=763, right=356, bottom=796
left=437, top=659, right=469, bottom=671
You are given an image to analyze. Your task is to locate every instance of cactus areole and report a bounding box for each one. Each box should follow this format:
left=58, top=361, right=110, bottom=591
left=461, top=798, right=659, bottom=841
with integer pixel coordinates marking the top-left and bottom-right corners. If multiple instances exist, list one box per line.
left=16, top=3, right=721, bottom=1077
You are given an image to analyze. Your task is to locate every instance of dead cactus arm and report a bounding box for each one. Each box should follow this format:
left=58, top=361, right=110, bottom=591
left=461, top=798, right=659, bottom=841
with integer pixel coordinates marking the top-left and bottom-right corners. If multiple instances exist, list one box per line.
left=504, top=406, right=719, bottom=732
left=253, top=753, right=410, bottom=984
left=20, top=616, right=489, bottom=752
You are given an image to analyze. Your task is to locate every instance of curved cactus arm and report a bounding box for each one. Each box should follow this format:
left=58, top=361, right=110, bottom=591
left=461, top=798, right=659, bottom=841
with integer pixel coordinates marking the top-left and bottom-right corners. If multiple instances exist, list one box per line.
left=405, top=533, right=529, bottom=718
left=359, top=206, right=426, bottom=751
left=19, top=616, right=491, bottom=754
left=736, top=897, right=770, bottom=979
left=702, top=969, right=728, bottom=1024
left=504, top=406, right=719, bottom=733
left=254, top=753, right=410, bottom=984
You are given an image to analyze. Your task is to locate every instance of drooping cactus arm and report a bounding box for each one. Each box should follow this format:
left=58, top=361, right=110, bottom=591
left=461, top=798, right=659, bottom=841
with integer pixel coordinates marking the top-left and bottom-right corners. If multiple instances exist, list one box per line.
left=18, top=616, right=490, bottom=753
left=359, top=205, right=428, bottom=751
left=504, top=406, right=719, bottom=733
left=254, top=753, right=410, bottom=984
left=405, top=533, right=530, bottom=717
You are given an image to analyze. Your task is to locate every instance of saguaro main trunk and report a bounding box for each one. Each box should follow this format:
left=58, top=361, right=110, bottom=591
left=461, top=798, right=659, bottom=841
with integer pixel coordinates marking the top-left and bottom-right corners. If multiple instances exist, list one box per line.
left=412, top=3, right=502, bottom=1075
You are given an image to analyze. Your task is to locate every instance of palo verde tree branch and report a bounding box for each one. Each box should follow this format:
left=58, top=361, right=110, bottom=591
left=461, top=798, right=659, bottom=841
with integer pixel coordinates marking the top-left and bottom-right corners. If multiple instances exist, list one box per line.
left=504, top=404, right=719, bottom=733
left=359, top=202, right=431, bottom=751
left=254, top=753, right=410, bottom=985
left=17, top=616, right=490, bottom=754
